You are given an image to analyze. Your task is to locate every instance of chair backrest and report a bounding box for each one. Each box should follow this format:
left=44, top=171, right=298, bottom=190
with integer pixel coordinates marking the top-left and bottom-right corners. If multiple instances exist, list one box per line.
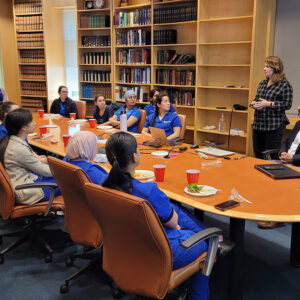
left=137, top=109, right=146, bottom=133
left=75, top=100, right=86, bottom=119
left=177, top=114, right=186, bottom=139
left=0, top=163, right=15, bottom=219
left=47, top=157, right=102, bottom=248
left=84, top=183, right=173, bottom=299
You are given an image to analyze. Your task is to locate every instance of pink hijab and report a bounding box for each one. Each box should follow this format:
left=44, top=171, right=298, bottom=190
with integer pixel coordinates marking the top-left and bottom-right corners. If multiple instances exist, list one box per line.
left=66, top=131, right=97, bottom=161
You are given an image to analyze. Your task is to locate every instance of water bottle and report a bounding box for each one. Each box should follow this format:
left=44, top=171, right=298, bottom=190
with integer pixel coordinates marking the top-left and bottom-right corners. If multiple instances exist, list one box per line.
left=218, top=113, right=226, bottom=132
left=120, top=110, right=127, bottom=132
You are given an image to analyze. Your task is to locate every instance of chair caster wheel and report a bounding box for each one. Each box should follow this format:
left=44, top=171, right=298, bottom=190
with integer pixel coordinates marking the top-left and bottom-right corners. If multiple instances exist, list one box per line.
left=112, top=288, right=125, bottom=299
left=45, top=254, right=52, bottom=263
left=65, top=257, right=74, bottom=267
left=60, top=283, right=69, bottom=294
left=0, top=254, right=4, bottom=264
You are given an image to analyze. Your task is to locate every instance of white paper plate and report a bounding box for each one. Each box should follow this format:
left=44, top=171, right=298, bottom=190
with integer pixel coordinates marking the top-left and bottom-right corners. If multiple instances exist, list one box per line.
left=68, top=119, right=88, bottom=124
left=184, top=185, right=218, bottom=197
left=134, top=170, right=155, bottom=180
left=28, top=132, right=37, bottom=137
left=151, top=151, right=169, bottom=157
left=40, top=124, right=58, bottom=128
left=43, top=114, right=61, bottom=119
left=97, top=125, right=113, bottom=129
left=97, top=139, right=107, bottom=144
left=129, top=132, right=141, bottom=137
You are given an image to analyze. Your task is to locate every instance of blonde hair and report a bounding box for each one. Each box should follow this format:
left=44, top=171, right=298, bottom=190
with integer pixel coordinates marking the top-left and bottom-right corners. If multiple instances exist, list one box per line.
left=265, top=56, right=286, bottom=84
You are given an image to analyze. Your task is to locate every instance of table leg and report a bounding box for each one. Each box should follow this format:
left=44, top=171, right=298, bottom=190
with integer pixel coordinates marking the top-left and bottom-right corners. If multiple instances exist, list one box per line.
left=290, top=222, right=300, bottom=267
left=228, top=217, right=245, bottom=300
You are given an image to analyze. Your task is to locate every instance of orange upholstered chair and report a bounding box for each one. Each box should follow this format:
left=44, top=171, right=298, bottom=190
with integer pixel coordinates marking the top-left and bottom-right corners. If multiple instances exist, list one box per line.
left=177, top=114, right=186, bottom=139
left=85, top=183, right=221, bottom=299
left=75, top=100, right=86, bottom=119
left=137, top=109, right=146, bottom=133
left=0, top=163, right=64, bottom=264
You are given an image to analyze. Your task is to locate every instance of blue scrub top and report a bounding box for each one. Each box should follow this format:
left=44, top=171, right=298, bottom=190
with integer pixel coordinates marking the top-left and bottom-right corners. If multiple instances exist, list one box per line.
left=144, top=111, right=182, bottom=137
left=114, top=107, right=141, bottom=133
left=64, top=159, right=108, bottom=185
left=0, top=124, right=8, bottom=139
left=144, top=103, right=176, bottom=117
left=59, top=101, right=66, bottom=117
left=0, top=89, right=3, bottom=103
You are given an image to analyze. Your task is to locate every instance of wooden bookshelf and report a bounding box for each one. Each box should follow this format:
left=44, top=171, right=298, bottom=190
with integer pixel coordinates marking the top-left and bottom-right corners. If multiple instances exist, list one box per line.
left=13, top=0, right=48, bottom=111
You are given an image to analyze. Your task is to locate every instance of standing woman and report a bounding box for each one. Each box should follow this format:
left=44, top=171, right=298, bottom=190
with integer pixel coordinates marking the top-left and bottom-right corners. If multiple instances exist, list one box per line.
left=0, top=109, right=60, bottom=204
left=93, top=94, right=113, bottom=124
left=50, top=85, right=78, bottom=118
left=0, top=87, right=9, bottom=103
left=251, top=56, right=293, bottom=159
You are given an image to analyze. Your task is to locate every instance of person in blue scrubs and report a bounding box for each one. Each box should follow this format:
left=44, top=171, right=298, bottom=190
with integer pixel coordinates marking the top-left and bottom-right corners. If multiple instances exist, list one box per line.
left=107, top=90, right=141, bottom=132
left=0, top=88, right=9, bottom=103
left=0, top=102, right=19, bottom=139
left=142, top=93, right=182, bottom=140
left=64, top=131, right=107, bottom=185
left=103, top=132, right=210, bottom=300
left=144, top=88, right=176, bottom=116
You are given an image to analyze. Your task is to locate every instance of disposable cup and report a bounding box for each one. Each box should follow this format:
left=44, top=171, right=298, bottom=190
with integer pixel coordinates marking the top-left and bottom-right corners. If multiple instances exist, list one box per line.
left=154, top=164, right=166, bottom=182
left=62, top=135, right=71, bottom=147
left=89, top=118, right=96, bottom=128
left=70, top=113, right=76, bottom=120
left=39, top=126, right=47, bottom=136
left=38, top=109, right=44, bottom=118
left=186, top=169, right=200, bottom=184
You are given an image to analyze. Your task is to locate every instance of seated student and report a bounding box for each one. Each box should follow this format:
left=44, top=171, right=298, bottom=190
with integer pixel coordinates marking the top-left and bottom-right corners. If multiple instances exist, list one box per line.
left=50, top=85, right=78, bottom=118
left=0, top=87, right=9, bottom=103
left=142, top=93, right=182, bottom=140
left=93, top=94, right=113, bottom=124
left=144, top=88, right=176, bottom=117
left=0, top=102, right=19, bottom=139
left=64, top=131, right=107, bottom=185
left=0, top=109, right=61, bottom=204
left=107, top=90, right=141, bottom=132
left=103, top=132, right=210, bottom=300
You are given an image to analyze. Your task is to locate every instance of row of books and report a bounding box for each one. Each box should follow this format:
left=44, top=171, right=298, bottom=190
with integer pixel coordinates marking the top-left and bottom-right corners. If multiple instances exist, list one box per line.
left=156, top=69, right=195, bottom=86
left=157, top=50, right=195, bottom=64
left=154, top=4, right=197, bottom=24
left=115, top=85, right=150, bottom=102
left=81, top=83, right=112, bottom=99
left=116, top=30, right=151, bottom=46
left=114, top=9, right=151, bottom=27
left=16, top=16, right=43, bottom=31
left=81, top=35, right=111, bottom=47
left=117, top=68, right=151, bottom=84
left=86, top=102, right=96, bottom=117
left=21, top=82, right=47, bottom=96
left=14, top=0, right=42, bottom=14
left=154, top=30, right=177, bottom=45
left=21, top=98, right=44, bottom=110
left=80, top=15, right=110, bottom=28
left=19, top=49, right=45, bottom=63
left=116, top=49, right=150, bottom=65
left=161, top=89, right=195, bottom=106
left=17, top=33, right=44, bottom=48
left=82, top=52, right=111, bottom=65
left=82, top=70, right=111, bottom=83
left=20, top=66, right=46, bottom=79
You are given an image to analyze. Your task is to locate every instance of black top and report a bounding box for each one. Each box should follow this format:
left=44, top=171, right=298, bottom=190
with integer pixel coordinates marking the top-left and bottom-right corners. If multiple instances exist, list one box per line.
left=93, top=105, right=114, bottom=124
left=253, top=79, right=293, bottom=131
left=279, top=120, right=300, bottom=166
left=50, top=97, right=78, bottom=118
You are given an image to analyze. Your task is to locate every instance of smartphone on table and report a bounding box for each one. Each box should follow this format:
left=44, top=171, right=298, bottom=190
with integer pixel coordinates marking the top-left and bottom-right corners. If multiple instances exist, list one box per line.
left=215, top=200, right=240, bottom=211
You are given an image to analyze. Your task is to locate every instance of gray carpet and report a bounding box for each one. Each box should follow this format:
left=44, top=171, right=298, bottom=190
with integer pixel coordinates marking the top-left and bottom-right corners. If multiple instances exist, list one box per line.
left=0, top=213, right=299, bottom=300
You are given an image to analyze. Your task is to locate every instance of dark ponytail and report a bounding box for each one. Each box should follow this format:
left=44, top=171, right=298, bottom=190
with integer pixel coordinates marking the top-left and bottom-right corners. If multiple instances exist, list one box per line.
left=0, top=109, right=33, bottom=165
left=150, top=93, right=168, bottom=126
left=103, top=132, right=138, bottom=194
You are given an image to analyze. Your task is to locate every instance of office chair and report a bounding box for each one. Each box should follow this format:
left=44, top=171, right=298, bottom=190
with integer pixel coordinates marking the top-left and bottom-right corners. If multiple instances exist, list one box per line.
left=75, top=100, right=86, bottom=119
left=137, top=109, right=146, bottom=133
left=85, top=183, right=221, bottom=299
left=177, top=114, right=186, bottom=139
left=0, top=163, right=64, bottom=264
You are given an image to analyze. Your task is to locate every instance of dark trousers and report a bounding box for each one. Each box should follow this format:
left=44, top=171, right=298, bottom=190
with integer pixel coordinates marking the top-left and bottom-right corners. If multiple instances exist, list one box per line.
left=252, top=123, right=286, bottom=159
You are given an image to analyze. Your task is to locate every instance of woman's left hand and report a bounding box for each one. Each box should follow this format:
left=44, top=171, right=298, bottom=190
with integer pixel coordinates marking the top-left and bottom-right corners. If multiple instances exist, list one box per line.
left=252, top=98, right=271, bottom=110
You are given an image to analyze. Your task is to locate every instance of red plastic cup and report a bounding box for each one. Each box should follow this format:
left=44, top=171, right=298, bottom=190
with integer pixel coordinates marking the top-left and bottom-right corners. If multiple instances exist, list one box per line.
left=89, top=118, right=96, bottom=128
left=186, top=169, right=200, bottom=184
left=39, top=126, right=47, bottom=136
left=154, top=164, right=166, bottom=182
left=38, top=109, right=44, bottom=118
left=70, top=113, right=76, bottom=120
left=62, top=135, right=71, bottom=147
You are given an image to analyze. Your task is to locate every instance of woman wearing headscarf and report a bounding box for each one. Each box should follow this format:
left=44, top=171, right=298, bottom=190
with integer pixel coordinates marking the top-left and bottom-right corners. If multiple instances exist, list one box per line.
left=64, top=131, right=107, bottom=185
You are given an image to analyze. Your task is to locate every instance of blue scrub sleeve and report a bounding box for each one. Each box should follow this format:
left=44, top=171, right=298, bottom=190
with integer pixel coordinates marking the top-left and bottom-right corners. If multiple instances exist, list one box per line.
left=172, top=114, right=182, bottom=127
left=87, top=165, right=108, bottom=185
left=130, top=108, right=141, bottom=120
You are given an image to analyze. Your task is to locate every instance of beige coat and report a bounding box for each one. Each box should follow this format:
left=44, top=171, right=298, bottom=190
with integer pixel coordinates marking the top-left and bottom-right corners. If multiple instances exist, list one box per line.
left=4, top=136, right=52, bottom=204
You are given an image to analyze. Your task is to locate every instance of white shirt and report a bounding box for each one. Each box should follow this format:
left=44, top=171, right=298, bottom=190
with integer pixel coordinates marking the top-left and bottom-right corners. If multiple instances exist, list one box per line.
left=288, top=130, right=300, bottom=155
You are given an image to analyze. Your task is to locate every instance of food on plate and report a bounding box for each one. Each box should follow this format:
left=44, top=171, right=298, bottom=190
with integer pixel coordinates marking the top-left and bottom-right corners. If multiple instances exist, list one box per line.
left=187, top=184, right=204, bottom=193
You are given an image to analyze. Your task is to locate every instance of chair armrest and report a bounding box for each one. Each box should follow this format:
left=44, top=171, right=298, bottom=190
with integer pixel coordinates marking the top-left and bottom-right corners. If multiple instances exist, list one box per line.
left=261, top=149, right=280, bottom=160
left=180, top=227, right=222, bottom=277
left=15, top=182, right=58, bottom=216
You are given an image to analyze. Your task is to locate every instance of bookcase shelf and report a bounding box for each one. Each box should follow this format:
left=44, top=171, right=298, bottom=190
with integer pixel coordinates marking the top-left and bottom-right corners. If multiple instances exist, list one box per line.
left=153, top=20, right=197, bottom=26
left=155, top=84, right=195, bottom=88
left=78, top=28, right=111, bottom=31
left=15, top=12, right=42, bottom=16
left=80, top=81, right=111, bottom=84
left=17, top=30, right=44, bottom=33
left=115, top=25, right=151, bottom=29
left=78, top=46, right=111, bottom=49
left=116, top=82, right=151, bottom=86
left=116, top=45, right=151, bottom=49
left=116, top=64, right=151, bottom=67
left=153, top=0, right=195, bottom=5
left=153, top=43, right=196, bottom=47
left=199, top=16, right=253, bottom=22
left=77, top=9, right=110, bottom=13
left=115, top=4, right=151, bottom=10
left=197, top=128, right=247, bottom=138
left=197, top=106, right=248, bottom=114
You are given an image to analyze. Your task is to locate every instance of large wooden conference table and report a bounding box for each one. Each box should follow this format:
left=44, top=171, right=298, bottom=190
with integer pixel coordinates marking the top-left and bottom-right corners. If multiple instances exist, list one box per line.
left=29, top=113, right=300, bottom=300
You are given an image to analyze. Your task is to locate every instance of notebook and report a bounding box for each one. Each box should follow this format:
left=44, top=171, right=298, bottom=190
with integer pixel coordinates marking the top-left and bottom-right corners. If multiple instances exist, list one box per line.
left=196, top=147, right=235, bottom=157
left=254, top=164, right=300, bottom=180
